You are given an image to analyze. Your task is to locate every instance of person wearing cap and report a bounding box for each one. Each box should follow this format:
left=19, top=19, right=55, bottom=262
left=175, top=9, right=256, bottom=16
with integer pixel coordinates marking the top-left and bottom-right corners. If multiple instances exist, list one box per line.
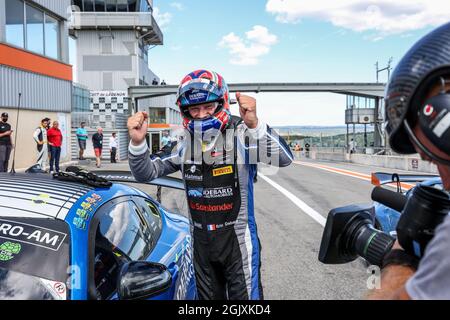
left=368, top=22, right=450, bottom=300
left=0, top=112, right=13, bottom=172
left=33, top=118, right=49, bottom=171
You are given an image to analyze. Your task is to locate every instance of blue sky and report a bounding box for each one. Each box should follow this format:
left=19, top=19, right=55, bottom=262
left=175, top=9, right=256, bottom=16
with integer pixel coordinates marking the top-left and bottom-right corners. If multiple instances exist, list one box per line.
left=136, top=1, right=450, bottom=125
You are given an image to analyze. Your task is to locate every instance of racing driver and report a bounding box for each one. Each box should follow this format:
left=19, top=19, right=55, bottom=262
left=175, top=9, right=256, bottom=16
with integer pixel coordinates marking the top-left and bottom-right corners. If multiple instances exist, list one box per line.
left=127, top=70, right=293, bottom=300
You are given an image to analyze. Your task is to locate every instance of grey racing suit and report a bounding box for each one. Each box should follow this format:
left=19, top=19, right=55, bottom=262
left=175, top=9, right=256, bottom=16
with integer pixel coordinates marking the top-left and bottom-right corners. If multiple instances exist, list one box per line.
left=128, top=116, right=293, bottom=300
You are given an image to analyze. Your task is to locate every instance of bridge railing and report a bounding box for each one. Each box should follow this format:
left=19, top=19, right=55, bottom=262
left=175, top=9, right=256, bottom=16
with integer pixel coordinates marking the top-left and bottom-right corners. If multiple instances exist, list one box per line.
left=306, top=146, right=395, bottom=156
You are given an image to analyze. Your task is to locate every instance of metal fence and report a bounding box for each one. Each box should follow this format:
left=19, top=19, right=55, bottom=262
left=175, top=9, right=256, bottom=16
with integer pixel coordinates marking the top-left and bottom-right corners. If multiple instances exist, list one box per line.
left=71, top=112, right=128, bottom=130
left=309, top=146, right=394, bottom=155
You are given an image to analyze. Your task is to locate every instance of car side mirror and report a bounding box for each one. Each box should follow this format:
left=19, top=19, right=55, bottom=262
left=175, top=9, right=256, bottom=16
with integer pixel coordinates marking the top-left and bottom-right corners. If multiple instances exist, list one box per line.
left=117, top=261, right=172, bottom=300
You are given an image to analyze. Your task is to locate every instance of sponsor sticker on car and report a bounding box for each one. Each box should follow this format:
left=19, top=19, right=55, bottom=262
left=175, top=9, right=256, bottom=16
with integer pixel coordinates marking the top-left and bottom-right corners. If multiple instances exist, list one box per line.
left=0, top=219, right=67, bottom=251
left=0, top=241, right=21, bottom=261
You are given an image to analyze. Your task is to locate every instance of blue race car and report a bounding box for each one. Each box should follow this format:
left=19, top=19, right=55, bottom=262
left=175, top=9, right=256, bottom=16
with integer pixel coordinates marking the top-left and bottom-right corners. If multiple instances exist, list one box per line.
left=371, top=172, right=445, bottom=235
left=0, top=169, right=196, bottom=300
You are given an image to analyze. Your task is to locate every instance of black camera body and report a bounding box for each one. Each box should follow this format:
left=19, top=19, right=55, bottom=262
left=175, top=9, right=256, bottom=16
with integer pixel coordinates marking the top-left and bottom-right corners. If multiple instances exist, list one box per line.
left=319, top=185, right=450, bottom=267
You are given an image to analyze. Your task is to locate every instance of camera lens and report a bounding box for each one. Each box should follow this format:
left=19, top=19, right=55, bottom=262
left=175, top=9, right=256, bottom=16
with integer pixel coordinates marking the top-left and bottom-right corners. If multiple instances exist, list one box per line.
left=397, top=185, right=450, bottom=257
left=319, top=205, right=395, bottom=266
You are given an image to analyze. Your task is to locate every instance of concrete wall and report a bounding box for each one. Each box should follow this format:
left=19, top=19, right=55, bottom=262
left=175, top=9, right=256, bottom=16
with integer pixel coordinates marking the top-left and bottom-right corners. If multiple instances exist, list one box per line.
left=350, top=153, right=438, bottom=174
left=75, top=30, right=158, bottom=92
left=75, top=30, right=138, bottom=91
left=1, top=109, right=71, bottom=170
left=311, top=151, right=348, bottom=162
left=310, top=151, right=439, bottom=174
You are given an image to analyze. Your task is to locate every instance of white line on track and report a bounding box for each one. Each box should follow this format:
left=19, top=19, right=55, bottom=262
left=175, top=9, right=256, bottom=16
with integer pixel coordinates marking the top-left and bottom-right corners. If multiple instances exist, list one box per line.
left=258, top=173, right=326, bottom=227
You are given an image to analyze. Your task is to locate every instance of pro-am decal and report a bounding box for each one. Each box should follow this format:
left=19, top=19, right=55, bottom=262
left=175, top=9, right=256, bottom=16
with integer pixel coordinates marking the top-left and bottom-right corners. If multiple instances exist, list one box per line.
left=0, top=219, right=67, bottom=251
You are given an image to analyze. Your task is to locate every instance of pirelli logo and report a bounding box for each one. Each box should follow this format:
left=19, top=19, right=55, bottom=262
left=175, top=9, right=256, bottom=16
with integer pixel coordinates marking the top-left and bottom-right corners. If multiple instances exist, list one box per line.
left=212, top=166, right=233, bottom=177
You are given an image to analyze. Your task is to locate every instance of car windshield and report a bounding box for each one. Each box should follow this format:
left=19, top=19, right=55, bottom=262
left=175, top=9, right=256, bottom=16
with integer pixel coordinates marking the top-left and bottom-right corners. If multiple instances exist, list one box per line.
left=0, top=267, right=67, bottom=300
left=0, top=217, right=71, bottom=300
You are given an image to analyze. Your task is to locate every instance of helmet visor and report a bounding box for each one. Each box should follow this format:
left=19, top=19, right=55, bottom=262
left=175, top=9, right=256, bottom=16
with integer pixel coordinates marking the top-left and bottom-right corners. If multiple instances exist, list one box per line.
left=177, top=81, right=224, bottom=107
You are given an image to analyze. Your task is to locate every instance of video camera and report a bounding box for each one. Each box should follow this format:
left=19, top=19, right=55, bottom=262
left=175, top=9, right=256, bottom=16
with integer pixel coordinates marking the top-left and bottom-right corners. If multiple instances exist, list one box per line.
left=319, top=184, right=450, bottom=266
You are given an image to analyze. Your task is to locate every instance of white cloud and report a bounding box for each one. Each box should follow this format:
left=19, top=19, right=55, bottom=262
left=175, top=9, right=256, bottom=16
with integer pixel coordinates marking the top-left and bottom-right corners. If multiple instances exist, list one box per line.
left=170, top=2, right=184, bottom=11
left=266, top=0, right=450, bottom=37
left=153, top=7, right=172, bottom=29
left=219, top=26, right=278, bottom=66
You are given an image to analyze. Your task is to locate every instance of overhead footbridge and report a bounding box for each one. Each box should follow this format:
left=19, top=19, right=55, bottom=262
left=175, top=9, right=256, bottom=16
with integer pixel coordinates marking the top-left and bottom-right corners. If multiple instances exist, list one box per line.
left=128, top=82, right=386, bottom=105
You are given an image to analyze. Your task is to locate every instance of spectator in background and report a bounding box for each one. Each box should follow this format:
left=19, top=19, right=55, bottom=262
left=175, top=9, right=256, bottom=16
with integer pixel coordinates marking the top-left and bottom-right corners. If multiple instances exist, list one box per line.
left=109, top=132, right=118, bottom=164
left=92, top=127, right=104, bottom=168
left=33, top=118, right=49, bottom=171
left=161, top=80, right=167, bottom=85
left=47, top=120, right=63, bottom=174
left=304, top=142, right=311, bottom=158
left=160, top=131, right=171, bottom=149
left=349, top=138, right=357, bottom=154
left=0, top=112, right=13, bottom=172
left=76, top=122, right=88, bottom=160
left=44, top=117, right=51, bottom=130
left=43, top=117, right=51, bottom=163
left=152, top=78, right=158, bottom=85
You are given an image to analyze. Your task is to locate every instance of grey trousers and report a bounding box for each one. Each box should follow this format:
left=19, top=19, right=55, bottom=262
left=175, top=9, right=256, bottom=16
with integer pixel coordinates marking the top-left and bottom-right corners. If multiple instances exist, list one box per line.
left=0, top=144, right=12, bottom=172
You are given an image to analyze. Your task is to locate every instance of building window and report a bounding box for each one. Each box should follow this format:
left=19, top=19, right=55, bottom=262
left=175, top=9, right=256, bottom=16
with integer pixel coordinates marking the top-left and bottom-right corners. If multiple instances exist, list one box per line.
left=26, top=3, right=44, bottom=55
left=139, top=0, right=151, bottom=12
left=44, top=14, right=59, bottom=59
left=116, top=0, right=128, bottom=12
left=94, top=0, right=106, bottom=12
left=127, top=0, right=137, bottom=12
left=6, top=1, right=61, bottom=60
left=103, top=72, right=113, bottom=90
left=73, top=0, right=83, bottom=10
left=106, top=0, right=117, bottom=12
left=5, top=0, right=25, bottom=48
left=148, top=108, right=166, bottom=124
left=83, top=0, right=94, bottom=11
left=101, top=36, right=113, bottom=54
